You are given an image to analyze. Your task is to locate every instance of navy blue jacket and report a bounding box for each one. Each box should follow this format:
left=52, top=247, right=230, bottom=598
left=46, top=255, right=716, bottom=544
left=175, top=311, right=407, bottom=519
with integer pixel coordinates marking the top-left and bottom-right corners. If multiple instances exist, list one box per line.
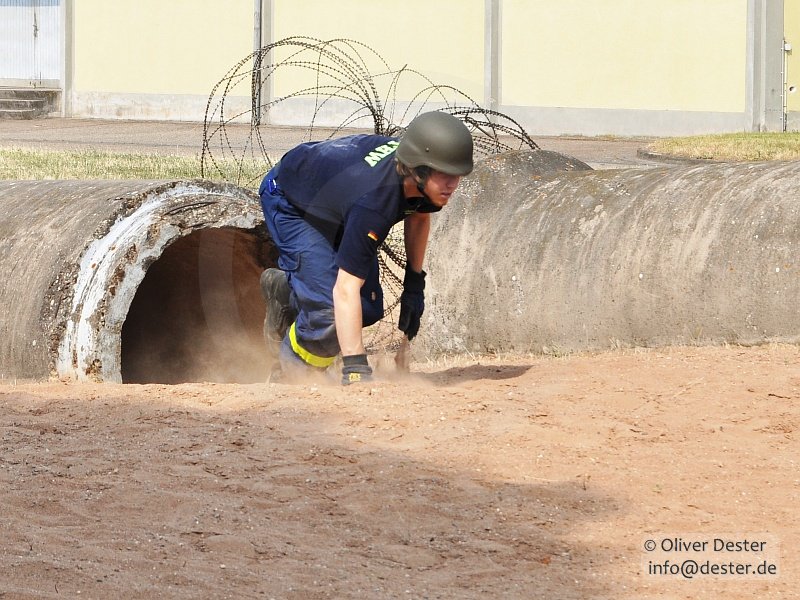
left=265, top=134, right=429, bottom=279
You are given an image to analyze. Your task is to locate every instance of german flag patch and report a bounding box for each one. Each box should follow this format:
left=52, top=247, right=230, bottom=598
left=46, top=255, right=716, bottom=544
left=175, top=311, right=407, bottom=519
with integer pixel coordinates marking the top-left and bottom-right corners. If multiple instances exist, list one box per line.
left=367, top=231, right=379, bottom=242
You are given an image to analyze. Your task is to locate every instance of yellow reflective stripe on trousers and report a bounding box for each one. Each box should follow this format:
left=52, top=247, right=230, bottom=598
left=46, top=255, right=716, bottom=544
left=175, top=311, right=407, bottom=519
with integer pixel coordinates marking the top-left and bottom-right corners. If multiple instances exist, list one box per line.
left=288, top=323, right=336, bottom=368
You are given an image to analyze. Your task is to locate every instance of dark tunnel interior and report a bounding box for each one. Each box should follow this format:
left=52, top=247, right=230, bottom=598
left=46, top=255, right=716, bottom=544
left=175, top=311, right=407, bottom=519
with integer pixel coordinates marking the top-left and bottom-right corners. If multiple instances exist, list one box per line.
left=121, top=227, right=273, bottom=384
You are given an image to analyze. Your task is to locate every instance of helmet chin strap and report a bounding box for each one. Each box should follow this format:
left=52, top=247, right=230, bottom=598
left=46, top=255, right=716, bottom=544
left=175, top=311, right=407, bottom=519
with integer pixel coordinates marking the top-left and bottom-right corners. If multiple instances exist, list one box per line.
left=414, top=166, right=430, bottom=195
left=412, top=168, right=442, bottom=213
left=403, top=165, right=441, bottom=213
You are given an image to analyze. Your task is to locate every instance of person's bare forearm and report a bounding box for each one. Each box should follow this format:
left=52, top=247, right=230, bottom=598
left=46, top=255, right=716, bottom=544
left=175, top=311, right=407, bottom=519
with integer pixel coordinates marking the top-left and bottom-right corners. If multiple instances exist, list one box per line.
left=404, top=212, right=430, bottom=272
left=333, top=268, right=365, bottom=356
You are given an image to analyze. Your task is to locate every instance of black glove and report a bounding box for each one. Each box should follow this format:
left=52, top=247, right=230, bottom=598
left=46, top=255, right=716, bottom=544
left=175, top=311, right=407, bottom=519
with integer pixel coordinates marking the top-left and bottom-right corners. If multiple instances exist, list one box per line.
left=398, top=266, right=426, bottom=341
left=341, top=354, right=373, bottom=385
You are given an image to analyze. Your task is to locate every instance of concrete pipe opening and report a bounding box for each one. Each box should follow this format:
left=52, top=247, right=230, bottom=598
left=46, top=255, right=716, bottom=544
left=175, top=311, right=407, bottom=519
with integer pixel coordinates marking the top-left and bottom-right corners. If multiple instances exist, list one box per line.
left=120, top=227, right=268, bottom=384
left=0, top=179, right=272, bottom=383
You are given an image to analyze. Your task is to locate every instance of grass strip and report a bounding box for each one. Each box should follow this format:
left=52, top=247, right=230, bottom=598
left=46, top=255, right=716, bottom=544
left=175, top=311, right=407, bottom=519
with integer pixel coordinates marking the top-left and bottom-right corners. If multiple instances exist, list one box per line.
left=647, top=132, right=800, bottom=161
left=0, top=147, right=267, bottom=188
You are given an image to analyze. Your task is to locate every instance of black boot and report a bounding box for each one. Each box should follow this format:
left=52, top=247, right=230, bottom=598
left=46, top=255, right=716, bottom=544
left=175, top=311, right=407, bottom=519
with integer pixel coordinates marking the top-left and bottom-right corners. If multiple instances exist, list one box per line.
left=259, top=268, right=297, bottom=360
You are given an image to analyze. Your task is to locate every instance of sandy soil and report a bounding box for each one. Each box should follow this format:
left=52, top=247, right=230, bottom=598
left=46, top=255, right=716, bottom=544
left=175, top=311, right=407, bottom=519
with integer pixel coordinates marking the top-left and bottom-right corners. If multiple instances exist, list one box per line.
left=1, top=344, right=797, bottom=599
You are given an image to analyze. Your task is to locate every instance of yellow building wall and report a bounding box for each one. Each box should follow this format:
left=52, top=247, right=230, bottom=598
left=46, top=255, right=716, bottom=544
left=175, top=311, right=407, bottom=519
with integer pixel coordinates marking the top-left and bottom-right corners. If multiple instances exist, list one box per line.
left=73, top=0, right=252, bottom=95
left=502, top=0, right=747, bottom=112
left=65, top=0, right=769, bottom=130
left=271, top=0, right=484, bottom=101
left=788, top=0, right=800, bottom=112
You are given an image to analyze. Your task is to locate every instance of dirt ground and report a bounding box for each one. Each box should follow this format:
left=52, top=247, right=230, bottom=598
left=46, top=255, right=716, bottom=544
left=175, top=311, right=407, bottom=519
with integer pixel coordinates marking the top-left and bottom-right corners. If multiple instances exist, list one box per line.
left=1, top=344, right=797, bottom=599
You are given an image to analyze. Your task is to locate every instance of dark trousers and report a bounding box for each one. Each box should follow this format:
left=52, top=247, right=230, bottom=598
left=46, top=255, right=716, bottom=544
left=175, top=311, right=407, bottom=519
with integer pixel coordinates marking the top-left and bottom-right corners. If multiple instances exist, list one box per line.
left=259, top=167, right=384, bottom=362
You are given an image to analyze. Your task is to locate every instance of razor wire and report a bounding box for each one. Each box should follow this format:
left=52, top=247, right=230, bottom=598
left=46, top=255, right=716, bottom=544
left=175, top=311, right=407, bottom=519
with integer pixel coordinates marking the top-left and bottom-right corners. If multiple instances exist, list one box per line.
left=201, top=36, right=539, bottom=350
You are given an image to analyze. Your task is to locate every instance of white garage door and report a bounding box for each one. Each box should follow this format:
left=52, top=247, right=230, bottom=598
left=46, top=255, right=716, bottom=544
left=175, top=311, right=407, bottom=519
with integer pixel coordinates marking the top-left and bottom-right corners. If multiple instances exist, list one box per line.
left=0, top=0, right=62, bottom=87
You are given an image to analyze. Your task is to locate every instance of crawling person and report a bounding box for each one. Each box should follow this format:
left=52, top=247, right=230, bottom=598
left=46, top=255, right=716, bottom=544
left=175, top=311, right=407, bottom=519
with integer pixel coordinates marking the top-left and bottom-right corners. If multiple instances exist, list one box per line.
left=258, top=111, right=473, bottom=384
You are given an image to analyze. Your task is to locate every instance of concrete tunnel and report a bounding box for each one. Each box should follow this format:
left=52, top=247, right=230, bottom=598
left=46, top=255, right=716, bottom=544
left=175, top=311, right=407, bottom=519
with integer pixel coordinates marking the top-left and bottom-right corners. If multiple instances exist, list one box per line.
left=1, top=151, right=799, bottom=383
left=0, top=179, right=272, bottom=383
left=423, top=151, right=800, bottom=355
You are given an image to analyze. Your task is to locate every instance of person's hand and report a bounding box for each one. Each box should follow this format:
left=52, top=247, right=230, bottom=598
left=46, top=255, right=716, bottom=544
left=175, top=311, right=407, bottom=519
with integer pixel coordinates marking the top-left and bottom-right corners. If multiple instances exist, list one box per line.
left=398, top=267, right=426, bottom=340
left=341, top=354, right=373, bottom=385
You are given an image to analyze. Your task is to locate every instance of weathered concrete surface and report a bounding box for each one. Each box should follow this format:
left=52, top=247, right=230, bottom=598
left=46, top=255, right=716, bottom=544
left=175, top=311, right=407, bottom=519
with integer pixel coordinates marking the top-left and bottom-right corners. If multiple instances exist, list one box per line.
left=0, top=180, right=269, bottom=382
left=424, top=151, right=800, bottom=354
left=4, top=149, right=799, bottom=381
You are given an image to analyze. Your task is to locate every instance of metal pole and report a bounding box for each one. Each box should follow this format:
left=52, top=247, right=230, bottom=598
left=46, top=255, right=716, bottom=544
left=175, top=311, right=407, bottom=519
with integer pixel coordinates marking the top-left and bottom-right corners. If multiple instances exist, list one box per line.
left=764, top=0, right=786, bottom=131
left=62, top=0, right=74, bottom=117
left=745, top=0, right=759, bottom=131
left=484, top=0, right=500, bottom=118
left=252, top=0, right=263, bottom=125
left=783, top=38, right=790, bottom=132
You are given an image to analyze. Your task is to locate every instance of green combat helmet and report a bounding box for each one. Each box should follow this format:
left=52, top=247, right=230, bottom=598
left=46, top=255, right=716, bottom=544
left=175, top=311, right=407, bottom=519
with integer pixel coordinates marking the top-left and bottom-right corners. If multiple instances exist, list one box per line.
left=396, top=112, right=474, bottom=176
